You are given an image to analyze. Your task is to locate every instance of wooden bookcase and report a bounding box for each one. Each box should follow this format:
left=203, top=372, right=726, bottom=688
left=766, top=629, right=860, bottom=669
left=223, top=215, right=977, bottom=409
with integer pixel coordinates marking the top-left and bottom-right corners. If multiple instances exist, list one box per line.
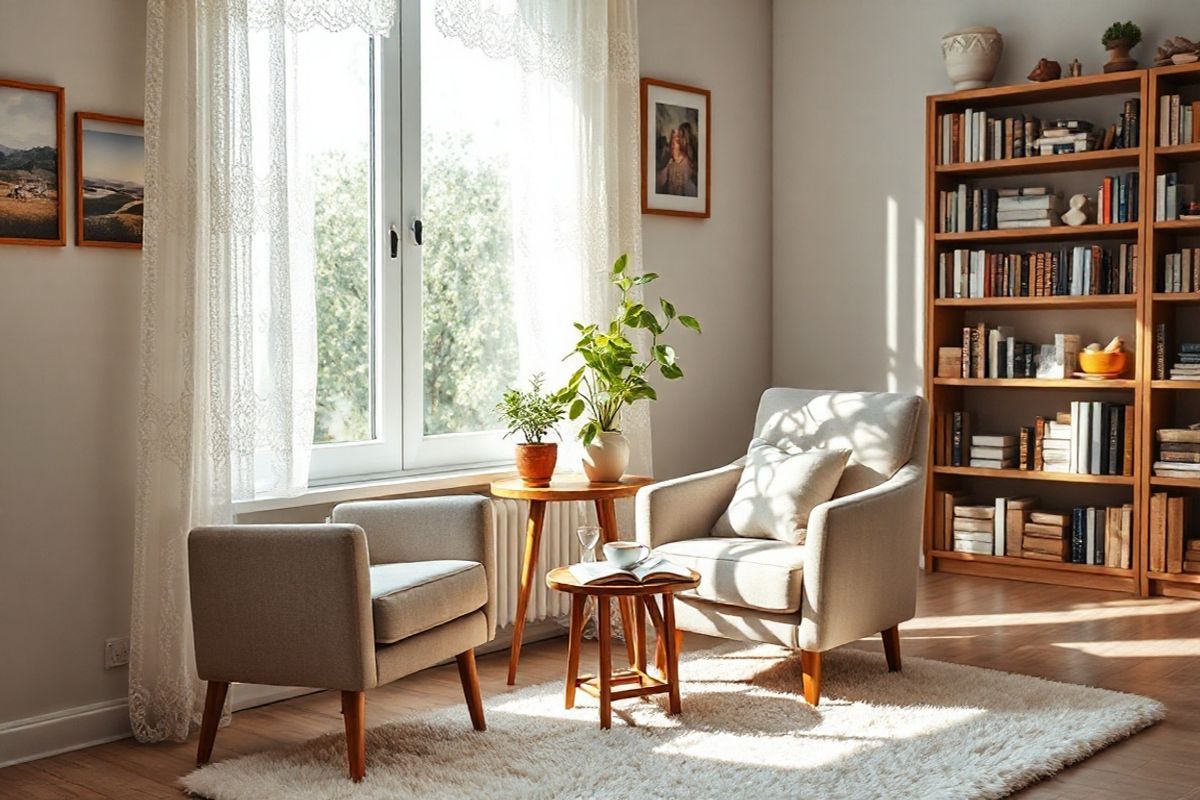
left=922, top=68, right=1196, bottom=597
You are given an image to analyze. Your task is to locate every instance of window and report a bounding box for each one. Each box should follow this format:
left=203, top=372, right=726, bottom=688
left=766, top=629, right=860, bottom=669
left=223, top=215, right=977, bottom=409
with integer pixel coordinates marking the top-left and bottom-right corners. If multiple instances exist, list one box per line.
left=307, top=1, right=520, bottom=483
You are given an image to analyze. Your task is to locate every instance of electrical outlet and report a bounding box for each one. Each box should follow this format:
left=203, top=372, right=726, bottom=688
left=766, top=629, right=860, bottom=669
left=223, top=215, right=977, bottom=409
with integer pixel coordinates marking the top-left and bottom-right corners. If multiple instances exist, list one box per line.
left=105, top=637, right=130, bottom=669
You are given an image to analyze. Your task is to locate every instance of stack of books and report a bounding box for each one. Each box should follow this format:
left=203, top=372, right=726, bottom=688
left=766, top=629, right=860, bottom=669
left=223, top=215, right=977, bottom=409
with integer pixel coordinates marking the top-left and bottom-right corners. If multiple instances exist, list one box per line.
left=936, top=346, right=962, bottom=379
left=937, top=111, right=1043, bottom=164
left=1168, top=345, right=1200, bottom=382
left=1020, top=404, right=1135, bottom=476
left=1022, top=511, right=1068, bottom=561
left=932, top=491, right=1039, bottom=558
left=957, top=323, right=1035, bottom=379
left=1158, top=94, right=1199, bottom=147
left=951, top=503, right=995, bottom=554
left=938, top=184, right=998, bottom=232
left=932, top=410, right=972, bottom=466
left=1155, top=171, right=1195, bottom=221
left=1036, top=414, right=1073, bottom=473
left=1096, top=173, right=1139, bottom=223
left=1149, top=493, right=1193, bottom=572
left=1068, top=505, right=1133, bottom=566
left=996, top=188, right=1061, bottom=229
left=1160, top=248, right=1200, bottom=293
left=1154, top=428, right=1200, bottom=477
left=937, top=243, right=1136, bottom=298
left=1033, top=120, right=1097, bottom=155
left=969, top=434, right=1016, bottom=469
left=1186, top=540, right=1200, bottom=575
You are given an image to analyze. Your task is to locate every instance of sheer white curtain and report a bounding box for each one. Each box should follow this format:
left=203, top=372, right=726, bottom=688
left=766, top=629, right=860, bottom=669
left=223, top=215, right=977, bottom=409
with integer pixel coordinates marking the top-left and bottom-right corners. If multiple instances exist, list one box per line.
left=131, top=0, right=395, bottom=743
left=433, top=0, right=650, bottom=476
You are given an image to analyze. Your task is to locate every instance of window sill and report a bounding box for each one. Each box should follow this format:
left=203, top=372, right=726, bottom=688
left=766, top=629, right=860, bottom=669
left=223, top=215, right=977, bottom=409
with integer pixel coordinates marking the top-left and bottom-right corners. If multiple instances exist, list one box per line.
left=233, top=463, right=515, bottom=516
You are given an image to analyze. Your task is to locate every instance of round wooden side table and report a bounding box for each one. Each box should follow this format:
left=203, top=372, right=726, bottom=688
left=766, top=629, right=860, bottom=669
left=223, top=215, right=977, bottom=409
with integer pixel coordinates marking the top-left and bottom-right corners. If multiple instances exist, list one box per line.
left=546, top=566, right=701, bottom=729
left=490, top=474, right=654, bottom=685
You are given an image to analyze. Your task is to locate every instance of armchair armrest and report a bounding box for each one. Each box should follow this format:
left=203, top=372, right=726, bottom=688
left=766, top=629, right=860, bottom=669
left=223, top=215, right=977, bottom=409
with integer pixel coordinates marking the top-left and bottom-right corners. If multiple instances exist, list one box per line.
left=331, top=496, right=496, bottom=639
left=635, top=463, right=742, bottom=549
left=798, top=461, right=926, bottom=652
left=188, top=524, right=376, bottom=691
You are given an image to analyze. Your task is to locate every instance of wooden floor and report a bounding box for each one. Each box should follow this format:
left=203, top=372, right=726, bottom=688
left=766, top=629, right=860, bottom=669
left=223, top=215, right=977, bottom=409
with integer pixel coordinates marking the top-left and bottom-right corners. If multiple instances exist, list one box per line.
left=3, top=572, right=1200, bottom=799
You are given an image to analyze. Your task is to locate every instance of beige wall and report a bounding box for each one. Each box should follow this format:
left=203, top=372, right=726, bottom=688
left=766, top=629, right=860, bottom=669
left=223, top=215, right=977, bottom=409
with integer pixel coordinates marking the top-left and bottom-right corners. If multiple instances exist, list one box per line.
left=641, top=0, right=774, bottom=478
left=0, top=0, right=145, bottom=727
left=772, top=0, right=1200, bottom=393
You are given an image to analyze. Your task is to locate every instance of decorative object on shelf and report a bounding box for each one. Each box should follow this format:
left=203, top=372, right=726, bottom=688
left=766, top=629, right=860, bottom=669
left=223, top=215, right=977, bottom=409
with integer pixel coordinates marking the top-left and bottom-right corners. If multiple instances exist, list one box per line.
left=941, top=26, right=1003, bottom=91
left=640, top=78, right=710, bottom=218
left=1068, top=58, right=1083, bottom=78
left=559, top=254, right=701, bottom=482
left=1062, top=193, right=1091, bottom=226
left=1077, top=337, right=1129, bottom=380
left=1027, top=58, right=1062, bottom=82
left=0, top=78, right=65, bottom=246
left=1152, top=36, right=1200, bottom=67
left=495, top=373, right=566, bottom=487
left=1101, top=21, right=1141, bottom=73
left=75, top=112, right=144, bottom=248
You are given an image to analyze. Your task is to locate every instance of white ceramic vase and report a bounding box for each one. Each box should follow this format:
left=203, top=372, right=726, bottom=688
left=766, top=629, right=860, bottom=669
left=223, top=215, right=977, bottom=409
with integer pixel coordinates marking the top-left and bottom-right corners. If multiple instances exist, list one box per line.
left=941, top=26, right=1003, bottom=90
left=582, top=431, right=630, bottom=483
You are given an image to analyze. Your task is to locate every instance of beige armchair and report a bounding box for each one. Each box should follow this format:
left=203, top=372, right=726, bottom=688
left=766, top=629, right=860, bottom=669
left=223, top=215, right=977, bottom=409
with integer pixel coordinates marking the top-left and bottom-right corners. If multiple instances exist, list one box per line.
left=188, top=495, right=495, bottom=781
left=636, top=388, right=927, bottom=706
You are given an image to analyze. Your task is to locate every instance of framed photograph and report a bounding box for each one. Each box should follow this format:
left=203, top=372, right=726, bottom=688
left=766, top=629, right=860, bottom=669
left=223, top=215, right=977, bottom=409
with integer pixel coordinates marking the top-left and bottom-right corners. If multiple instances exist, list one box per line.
left=640, top=77, right=710, bottom=218
left=76, top=112, right=145, bottom=248
left=0, top=79, right=65, bottom=245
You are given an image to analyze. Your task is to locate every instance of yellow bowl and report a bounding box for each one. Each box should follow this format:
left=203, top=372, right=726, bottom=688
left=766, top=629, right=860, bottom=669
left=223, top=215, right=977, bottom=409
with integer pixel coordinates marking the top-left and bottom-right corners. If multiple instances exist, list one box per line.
left=1078, top=350, right=1128, bottom=375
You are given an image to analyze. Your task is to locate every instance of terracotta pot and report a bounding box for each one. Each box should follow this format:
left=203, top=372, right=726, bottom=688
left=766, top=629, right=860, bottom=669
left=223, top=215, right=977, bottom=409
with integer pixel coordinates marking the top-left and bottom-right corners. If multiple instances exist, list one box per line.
left=941, top=26, right=1003, bottom=90
left=582, top=431, right=630, bottom=483
left=1103, top=40, right=1137, bottom=73
left=515, top=442, right=557, bottom=487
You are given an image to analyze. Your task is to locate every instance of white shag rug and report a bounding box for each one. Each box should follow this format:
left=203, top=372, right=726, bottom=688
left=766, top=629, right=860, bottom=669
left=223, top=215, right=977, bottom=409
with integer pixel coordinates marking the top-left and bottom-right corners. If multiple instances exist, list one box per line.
left=183, top=643, right=1164, bottom=800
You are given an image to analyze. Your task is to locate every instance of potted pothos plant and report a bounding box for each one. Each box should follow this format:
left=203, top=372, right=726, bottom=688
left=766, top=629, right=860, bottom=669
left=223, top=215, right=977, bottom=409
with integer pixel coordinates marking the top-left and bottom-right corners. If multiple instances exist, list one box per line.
left=495, top=373, right=566, bottom=487
left=557, top=254, right=701, bottom=482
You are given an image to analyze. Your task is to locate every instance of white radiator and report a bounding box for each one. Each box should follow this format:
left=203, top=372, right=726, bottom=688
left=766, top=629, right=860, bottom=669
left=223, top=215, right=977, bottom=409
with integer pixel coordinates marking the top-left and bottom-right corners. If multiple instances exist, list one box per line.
left=491, top=498, right=585, bottom=627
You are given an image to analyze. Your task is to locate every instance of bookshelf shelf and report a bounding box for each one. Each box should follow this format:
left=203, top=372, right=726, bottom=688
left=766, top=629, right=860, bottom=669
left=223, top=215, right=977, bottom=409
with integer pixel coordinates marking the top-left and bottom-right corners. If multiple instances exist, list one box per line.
left=1149, top=476, right=1200, bottom=489
left=1152, top=292, right=1200, bottom=303
left=934, top=223, right=1138, bottom=245
left=935, top=148, right=1139, bottom=178
left=934, top=296, right=1135, bottom=310
left=930, top=549, right=1133, bottom=577
left=933, top=377, right=1135, bottom=389
left=1150, top=380, right=1200, bottom=390
left=1153, top=219, right=1200, bottom=232
left=1146, top=570, right=1200, bottom=584
left=1155, top=142, right=1200, bottom=162
left=929, top=71, right=1142, bottom=108
left=932, top=465, right=1135, bottom=485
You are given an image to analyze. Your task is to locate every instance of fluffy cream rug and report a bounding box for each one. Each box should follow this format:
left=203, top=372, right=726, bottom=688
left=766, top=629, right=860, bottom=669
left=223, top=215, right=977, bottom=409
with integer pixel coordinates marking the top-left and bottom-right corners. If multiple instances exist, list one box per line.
left=183, top=644, right=1163, bottom=800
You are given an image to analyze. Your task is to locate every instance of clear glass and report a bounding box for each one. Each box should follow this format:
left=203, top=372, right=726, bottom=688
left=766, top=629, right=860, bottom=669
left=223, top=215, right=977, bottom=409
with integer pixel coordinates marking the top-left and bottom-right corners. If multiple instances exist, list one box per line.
left=577, top=525, right=601, bottom=563
left=419, top=7, right=519, bottom=435
left=298, top=29, right=375, bottom=444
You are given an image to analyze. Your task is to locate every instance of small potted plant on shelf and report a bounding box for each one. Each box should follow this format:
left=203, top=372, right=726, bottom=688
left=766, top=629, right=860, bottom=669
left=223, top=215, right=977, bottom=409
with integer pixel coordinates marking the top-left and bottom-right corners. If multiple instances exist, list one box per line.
left=1102, top=21, right=1141, bottom=73
left=557, top=254, right=701, bottom=482
left=496, top=373, right=566, bottom=487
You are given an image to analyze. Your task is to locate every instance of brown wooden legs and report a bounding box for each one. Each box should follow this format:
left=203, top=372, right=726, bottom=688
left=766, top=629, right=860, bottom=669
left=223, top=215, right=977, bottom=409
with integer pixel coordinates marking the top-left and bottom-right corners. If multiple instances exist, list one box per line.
left=595, top=498, right=638, bottom=668
left=341, top=690, right=366, bottom=782
left=597, top=596, right=613, bottom=729
left=456, top=650, right=487, bottom=731
left=508, top=499, right=547, bottom=685
left=661, top=595, right=682, bottom=715
left=881, top=625, right=902, bottom=672
left=565, top=594, right=587, bottom=708
left=196, top=681, right=229, bottom=766
left=800, top=650, right=821, bottom=706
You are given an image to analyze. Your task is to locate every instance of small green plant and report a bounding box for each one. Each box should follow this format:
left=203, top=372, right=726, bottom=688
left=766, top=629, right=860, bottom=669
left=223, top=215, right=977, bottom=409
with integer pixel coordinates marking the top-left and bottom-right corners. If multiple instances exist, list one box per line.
left=1102, top=21, right=1141, bottom=48
left=557, top=254, right=701, bottom=446
left=495, top=373, right=565, bottom=444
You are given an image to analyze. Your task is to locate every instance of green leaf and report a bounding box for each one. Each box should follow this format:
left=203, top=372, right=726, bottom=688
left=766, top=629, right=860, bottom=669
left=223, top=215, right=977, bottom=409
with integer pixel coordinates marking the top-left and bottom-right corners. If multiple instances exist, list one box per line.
left=653, top=344, right=677, bottom=366
left=580, top=421, right=600, bottom=446
left=659, top=362, right=684, bottom=380
left=612, top=253, right=628, bottom=275
left=660, top=298, right=676, bottom=318
left=569, top=398, right=585, bottom=420
left=678, top=314, right=702, bottom=333
left=632, top=272, right=660, bottom=285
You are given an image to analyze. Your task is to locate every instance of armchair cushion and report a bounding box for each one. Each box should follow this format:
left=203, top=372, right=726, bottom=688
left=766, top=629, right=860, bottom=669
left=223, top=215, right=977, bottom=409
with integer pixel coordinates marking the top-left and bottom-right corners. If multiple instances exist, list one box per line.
left=370, top=560, right=487, bottom=645
left=711, top=439, right=850, bottom=544
left=654, top=537, right=805, bottom=613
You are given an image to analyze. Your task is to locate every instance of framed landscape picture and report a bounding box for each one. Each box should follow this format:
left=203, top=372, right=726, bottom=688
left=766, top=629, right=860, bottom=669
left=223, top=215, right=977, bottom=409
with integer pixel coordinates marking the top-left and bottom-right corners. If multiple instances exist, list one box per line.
left=0, top=79, right=65, bottom=245
left=640, top=77, right=710, bottom=218
left=76, top=112, right=144, bottom=248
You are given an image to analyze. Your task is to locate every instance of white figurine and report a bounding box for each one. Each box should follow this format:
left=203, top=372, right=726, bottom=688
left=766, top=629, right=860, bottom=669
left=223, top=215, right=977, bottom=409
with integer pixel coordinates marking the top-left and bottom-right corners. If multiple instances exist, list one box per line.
left=1062, top=193, right=1090, bottom=226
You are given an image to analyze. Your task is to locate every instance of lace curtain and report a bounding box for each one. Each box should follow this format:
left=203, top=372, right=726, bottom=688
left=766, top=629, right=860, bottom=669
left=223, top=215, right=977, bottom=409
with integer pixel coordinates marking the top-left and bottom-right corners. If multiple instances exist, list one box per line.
left=130, top=0, right=395, bottom=743
left=434, top=0, right=650, bottom=477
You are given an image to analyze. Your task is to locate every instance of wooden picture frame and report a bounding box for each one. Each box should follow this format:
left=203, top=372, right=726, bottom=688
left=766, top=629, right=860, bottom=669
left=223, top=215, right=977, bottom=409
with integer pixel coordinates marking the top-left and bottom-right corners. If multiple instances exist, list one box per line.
left=75, top=112, right=145, bottom=248
left=640, top=77, right=711, bottom=219
left=0, top=78, right=65, bottom=246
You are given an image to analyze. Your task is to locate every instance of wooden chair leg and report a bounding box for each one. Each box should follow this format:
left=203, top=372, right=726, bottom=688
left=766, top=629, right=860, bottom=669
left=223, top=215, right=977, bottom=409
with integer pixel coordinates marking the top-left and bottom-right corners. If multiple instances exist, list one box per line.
left=196, top=681, right=229, bottom=766
left=881, top=624, right=902, bottom=672
left=341, top=690, right=366, bottom=782
left=456, top=650, right=487, bottom=731
left=800, top=649, right=821, bottom=707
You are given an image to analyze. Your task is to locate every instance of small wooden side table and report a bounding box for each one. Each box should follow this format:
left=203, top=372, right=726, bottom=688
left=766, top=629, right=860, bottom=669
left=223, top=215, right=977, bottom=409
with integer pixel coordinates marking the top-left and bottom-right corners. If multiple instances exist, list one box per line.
left=547, top=566, right=700, bottom=729
left=491, top=474, right=654, bottom=685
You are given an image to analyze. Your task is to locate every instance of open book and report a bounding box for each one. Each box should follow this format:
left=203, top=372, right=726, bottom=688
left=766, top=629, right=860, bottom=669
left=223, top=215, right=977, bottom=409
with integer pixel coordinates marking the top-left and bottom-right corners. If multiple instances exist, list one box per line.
left=566, top=556, right=692, bottom=587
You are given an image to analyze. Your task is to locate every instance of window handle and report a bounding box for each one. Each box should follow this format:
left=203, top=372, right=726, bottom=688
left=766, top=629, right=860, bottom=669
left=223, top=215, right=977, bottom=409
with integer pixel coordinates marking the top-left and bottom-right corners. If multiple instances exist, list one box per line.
left=389, top=225, right=399, bottom=259
left=411, top=218, right=423, bottom=246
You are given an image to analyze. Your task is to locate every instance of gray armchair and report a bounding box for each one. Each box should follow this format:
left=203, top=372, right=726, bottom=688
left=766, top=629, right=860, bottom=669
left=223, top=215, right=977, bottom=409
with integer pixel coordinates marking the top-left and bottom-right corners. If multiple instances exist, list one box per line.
left=188, top=495, right=495, bottom=781
left=636, top=388, right=927, bottom=706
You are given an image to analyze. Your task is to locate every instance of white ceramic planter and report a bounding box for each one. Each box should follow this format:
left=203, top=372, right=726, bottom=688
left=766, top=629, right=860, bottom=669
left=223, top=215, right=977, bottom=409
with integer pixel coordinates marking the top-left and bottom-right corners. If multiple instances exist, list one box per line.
left=941, top=26, right=1003, bottom=91
left=582, top=431, right=630, bottom=483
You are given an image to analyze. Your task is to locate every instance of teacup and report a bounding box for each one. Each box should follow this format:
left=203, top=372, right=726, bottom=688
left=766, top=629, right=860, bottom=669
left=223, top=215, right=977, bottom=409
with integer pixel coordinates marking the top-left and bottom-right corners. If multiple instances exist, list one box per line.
left=603, top=541, right=649, bottom=569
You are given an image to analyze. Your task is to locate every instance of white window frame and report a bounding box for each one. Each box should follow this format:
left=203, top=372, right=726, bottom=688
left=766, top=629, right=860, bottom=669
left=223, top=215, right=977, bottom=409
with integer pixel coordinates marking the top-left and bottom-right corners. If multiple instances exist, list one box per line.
left=309, top=0, right=512, bottom=485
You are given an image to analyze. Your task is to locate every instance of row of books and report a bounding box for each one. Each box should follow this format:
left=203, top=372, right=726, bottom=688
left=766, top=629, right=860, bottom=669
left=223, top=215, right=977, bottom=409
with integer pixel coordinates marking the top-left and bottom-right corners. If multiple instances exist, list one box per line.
left=1154, top=428, right=1200, bottom=477
left=1154, top=172, right=1196, bottom=221
left=1095, top=173, right=1139, bottom=224
left=1164, top=343, right=1200, bottom=383
left=932, top=491, right=1132, bottom=567
left=956, top=328, right=1078, bottom=380
left=1157, top=94, right=1200, bottom=147
left=938, top=185, right=999, bottom=232
left=1158, top=249, right=1200, bottom=293
left=1034, top=402, right=1135, bottom=476
left=937, top=104, right=1139, bottom=165
left=1148, top=492, right=1200, bottom=574
left=936, top=245, right=1137, bottom=299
